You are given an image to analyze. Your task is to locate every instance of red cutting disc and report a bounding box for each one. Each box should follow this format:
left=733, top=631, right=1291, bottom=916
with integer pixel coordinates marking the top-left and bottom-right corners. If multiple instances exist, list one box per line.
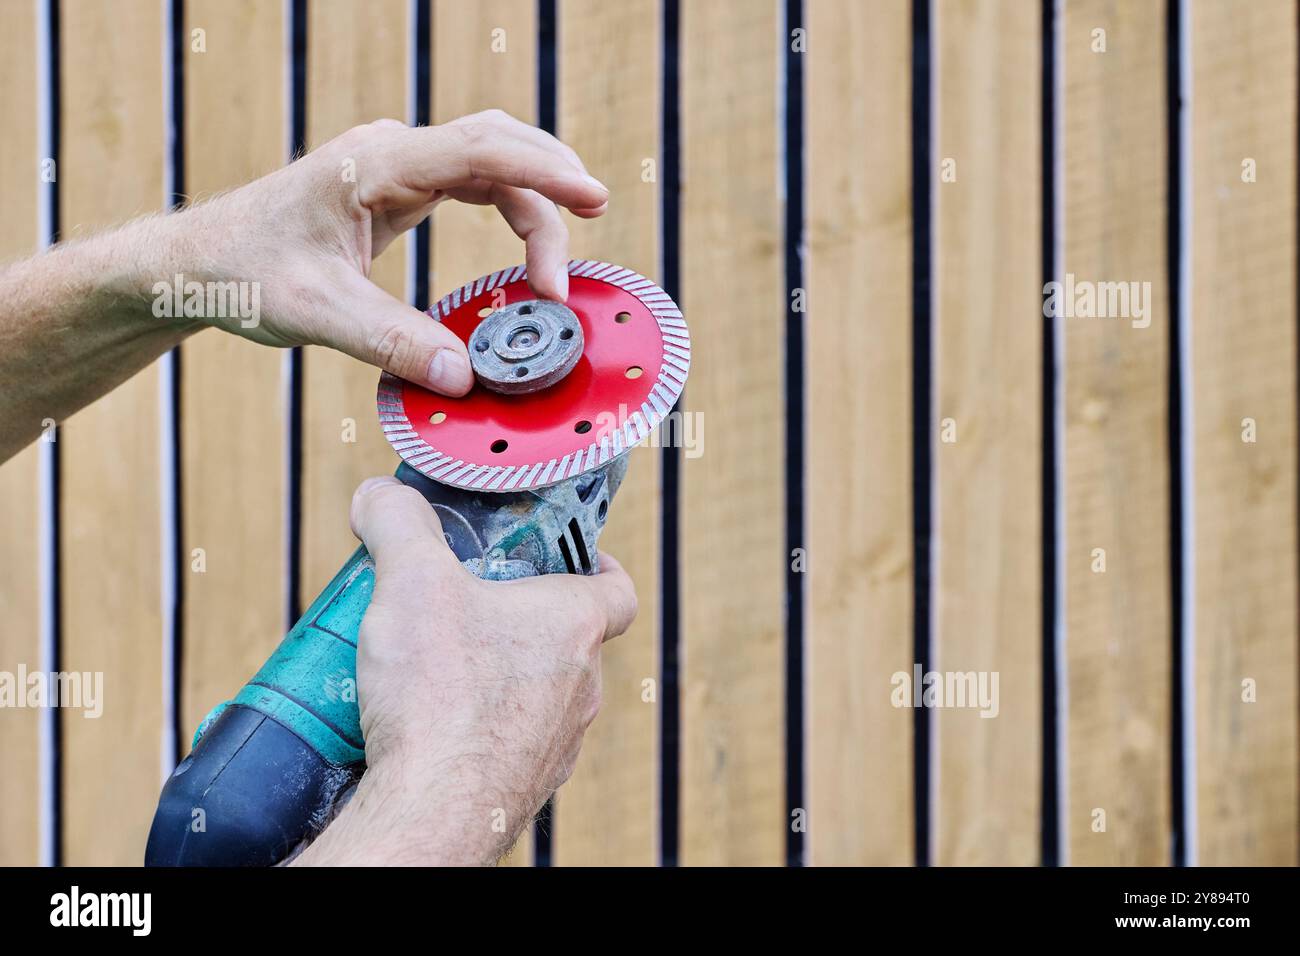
left=377, top=260, right=690, bottom=491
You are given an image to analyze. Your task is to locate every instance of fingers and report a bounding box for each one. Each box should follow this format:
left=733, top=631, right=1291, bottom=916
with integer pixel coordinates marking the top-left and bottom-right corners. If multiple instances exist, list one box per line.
left=349, top=476, right=457, bottom=573
left=568, top=200, right=607, bottom=220
left=443, top=125, right=607, bottom=211
left=321, top=270, right=474, bottom=395
left=450, top=110, right=588, bottom=178
left=584, top=552, right=639, bottom=642
left=489, top=183, right=570, bottom=301
left=367, top=119, right=608, bottom=216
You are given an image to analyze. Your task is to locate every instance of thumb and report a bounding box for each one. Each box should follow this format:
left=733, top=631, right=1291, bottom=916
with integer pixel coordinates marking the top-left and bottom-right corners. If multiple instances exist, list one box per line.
left=349, top=476, right=459, bottom=573
left=325, top=271, right=475, bottom=395
left=585, top=552, right=639, bottom=642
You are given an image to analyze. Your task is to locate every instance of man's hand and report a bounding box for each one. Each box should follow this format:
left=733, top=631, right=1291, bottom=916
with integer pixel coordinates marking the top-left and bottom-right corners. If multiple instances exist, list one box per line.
left=292, top=475, right=637, bottom=867
left=179, top=112, right=608, bottom=394
left=0, top=111, right=607, bottom=461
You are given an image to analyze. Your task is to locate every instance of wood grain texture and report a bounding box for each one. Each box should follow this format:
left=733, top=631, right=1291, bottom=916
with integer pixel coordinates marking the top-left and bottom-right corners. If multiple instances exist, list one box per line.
left=679, top=0, right=783, bottom=866
left=806, top=0, right=913, bottom=866
left=432, top=0, right=536, bottom=288
left=1063, top=0, right=1170, bottom=866
left=59, top=0, right=164, bottom=865
left=300, top=0, right=408, bottom=607
left=1190, top=0, right=1298, bottom=866
left=933, top=0, right=1041, bottom=866
left=552, top=0, right=660, bottom=866
left=431, top=0, right=537, bottom=866
left=0, top=0, right=42, bottom=866
left=181, top=0, right=287, bottom=742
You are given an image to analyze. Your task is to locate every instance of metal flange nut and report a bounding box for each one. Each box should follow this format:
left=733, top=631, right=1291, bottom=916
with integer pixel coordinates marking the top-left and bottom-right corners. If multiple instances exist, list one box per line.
left=469, top=299, right=584, bottom=395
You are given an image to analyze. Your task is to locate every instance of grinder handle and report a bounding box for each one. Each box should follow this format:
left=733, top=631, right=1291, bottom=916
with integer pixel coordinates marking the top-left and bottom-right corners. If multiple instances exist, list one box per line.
left=144, top=464, right=481, bottom=866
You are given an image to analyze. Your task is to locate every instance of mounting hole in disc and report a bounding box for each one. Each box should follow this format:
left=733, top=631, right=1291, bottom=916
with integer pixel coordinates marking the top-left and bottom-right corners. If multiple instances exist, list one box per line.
left=430, top=411, right=447, bottom=425
left=490, top=439, right=509, bottom=454
left=625, top=365, right=643, bottom=379
left=575, top=420, right=592, bottom=434
left=615, top=311, right=631, bottom=324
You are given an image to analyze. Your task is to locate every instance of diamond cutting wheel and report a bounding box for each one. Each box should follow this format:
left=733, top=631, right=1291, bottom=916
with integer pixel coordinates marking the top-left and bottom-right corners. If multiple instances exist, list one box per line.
left=377, top=260, right=690, bottom=492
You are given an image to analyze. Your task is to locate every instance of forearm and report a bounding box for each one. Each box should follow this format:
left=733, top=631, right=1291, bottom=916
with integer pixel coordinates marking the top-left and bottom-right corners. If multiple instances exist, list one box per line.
left=0, top=213, right=202, bottom=462
left=291, top=757, right=528, bottom=867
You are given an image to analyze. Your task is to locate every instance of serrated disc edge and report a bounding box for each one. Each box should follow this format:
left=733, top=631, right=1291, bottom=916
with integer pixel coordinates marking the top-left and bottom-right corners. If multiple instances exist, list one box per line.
left=377, top=259, right=690, bottom=492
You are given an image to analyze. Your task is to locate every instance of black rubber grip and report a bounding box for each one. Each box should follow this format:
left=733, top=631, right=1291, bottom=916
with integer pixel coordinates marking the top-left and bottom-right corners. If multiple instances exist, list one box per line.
left=144, top=704, right=358, bottom=866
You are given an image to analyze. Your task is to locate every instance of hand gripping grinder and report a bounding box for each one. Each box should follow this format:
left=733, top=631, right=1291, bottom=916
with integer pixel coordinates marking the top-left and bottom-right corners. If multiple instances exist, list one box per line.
left=145, top=261, right=689, bottom=866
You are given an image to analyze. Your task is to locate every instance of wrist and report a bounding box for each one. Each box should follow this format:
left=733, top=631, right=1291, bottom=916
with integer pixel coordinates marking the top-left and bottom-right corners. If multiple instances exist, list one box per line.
left=292, top=757, right=517, bottom=866
left=91, top=199, right=273, bottom=338
left=55, top=212, right=205, bottom=337
left=121, top=209, right=225, bottom=336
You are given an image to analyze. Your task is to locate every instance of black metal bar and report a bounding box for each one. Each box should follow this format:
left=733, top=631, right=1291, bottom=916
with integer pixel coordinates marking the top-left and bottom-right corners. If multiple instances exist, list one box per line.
left=285, top=0, right=307, bottom=627
left=658, top=0, right=682, bottom=869
left=413, top=0, right=431, bottom=313
left=532, top=0, right=560, bottom=867
left=910, top=0, right=933, bottom=869
left=1039, top=0, right=1061, bottom=869
left=782, top=0, right=806, bottom=869
left=167, top=0, right=187, bottom=769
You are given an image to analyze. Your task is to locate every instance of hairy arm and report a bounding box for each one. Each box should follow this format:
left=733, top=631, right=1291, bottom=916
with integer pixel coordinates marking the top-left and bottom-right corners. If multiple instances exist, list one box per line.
left=0, top=215, right=199, bottom=460
left=0, top=112, right=607, bottom=464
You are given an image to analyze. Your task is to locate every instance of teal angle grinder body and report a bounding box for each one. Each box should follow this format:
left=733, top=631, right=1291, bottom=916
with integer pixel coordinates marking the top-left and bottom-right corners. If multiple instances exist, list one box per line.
left=145, top=261, right=688, bottom=866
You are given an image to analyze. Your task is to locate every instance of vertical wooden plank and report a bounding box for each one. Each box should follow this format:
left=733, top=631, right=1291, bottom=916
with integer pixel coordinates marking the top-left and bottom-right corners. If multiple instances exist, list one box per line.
left=300, top=0, right=408, bottom=605
left=432, top=0, right=536, bottom=288
left=59, top=0, right=164, bottom=864
left=0, top=0, right=42, bottom=866
left=1191, top=0, right=1298, bottom=865
left=182, top=0, right=286, bottom=740
left=431, top=0, right=537, bottom=865
left=933, top=0, right=1041, bottom=865
left=553, top=0, right=660, bottom=866
left=679, top=0, right=783, bottom=866
left=806, top=0, right=913, bottom=866
left=1063, top=0, right=1170, bottom=866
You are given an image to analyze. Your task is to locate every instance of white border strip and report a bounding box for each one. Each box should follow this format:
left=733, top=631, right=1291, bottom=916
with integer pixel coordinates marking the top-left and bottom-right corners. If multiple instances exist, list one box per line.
left=924, top=0, right=939, bottom=866
left=405, top=0, right=419, bottom=305
left=282, top=0, right=299, bottom=632
left=158, top=0, right=179, bottom=781
left=1176, top=0, right=1197, bottom=867
left=35, top=0, right=57, bottom=869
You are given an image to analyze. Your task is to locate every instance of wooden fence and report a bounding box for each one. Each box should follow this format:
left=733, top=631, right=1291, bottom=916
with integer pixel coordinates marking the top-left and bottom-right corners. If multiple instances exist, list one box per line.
left=0, top=0, right=1295, bottom=866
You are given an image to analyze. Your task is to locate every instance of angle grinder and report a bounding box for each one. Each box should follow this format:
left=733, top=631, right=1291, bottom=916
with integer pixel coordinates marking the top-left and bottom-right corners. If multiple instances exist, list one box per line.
left=144, top=260, right=689, bottom=866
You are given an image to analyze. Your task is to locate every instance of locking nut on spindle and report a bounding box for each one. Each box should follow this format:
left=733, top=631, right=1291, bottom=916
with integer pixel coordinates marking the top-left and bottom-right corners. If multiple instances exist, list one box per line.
left=469, top=299, right=584, bottom=395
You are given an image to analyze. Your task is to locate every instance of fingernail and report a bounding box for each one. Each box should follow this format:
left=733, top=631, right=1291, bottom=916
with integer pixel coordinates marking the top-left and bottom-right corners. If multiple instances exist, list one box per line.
left=553, top=264, right=570, bottom=301
left=582, top=173, right=608, bottom=193
left=427, top=349, right=474, bottom=394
